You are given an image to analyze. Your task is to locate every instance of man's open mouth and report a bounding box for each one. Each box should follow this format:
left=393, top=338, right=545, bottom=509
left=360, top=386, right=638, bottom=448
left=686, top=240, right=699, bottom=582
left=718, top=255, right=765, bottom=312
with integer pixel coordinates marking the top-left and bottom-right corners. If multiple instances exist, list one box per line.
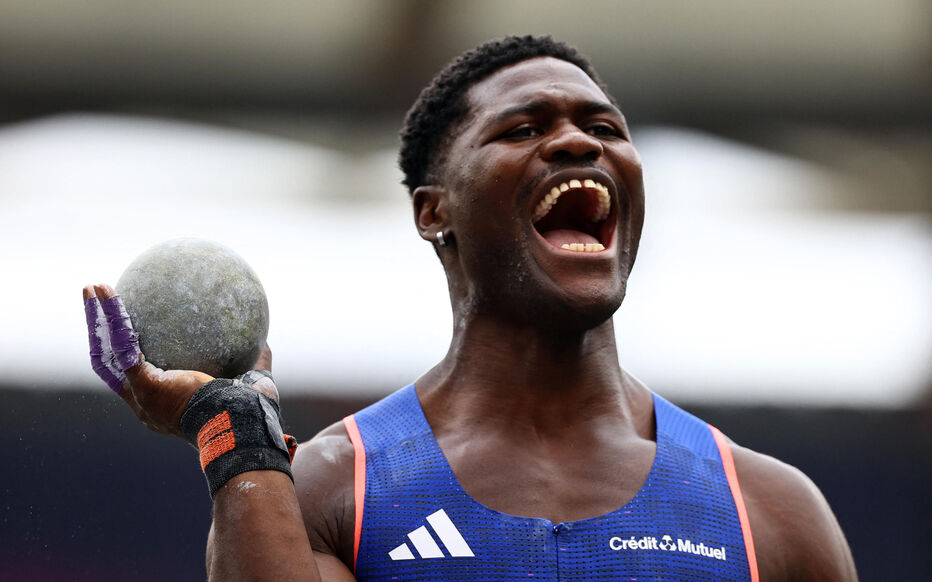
left=532, top=179, right=612, bottom=252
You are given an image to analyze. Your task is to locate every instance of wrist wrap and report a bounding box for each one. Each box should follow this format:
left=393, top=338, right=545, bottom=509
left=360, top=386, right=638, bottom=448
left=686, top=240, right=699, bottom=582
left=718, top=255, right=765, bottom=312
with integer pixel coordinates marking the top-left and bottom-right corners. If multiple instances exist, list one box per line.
left=180, top=371, right=298, bottom=498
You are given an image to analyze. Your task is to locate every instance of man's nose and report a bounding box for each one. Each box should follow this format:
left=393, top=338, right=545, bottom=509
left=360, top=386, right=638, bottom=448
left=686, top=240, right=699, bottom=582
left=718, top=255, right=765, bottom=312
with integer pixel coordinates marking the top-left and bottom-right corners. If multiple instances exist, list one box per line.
left=540, top=123, right=604, bottom=161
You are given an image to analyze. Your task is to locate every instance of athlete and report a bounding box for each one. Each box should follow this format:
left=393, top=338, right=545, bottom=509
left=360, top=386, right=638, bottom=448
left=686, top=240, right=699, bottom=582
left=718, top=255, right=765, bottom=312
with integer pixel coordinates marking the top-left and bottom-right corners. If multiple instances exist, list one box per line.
left=84, top=36, right=857, bottom=580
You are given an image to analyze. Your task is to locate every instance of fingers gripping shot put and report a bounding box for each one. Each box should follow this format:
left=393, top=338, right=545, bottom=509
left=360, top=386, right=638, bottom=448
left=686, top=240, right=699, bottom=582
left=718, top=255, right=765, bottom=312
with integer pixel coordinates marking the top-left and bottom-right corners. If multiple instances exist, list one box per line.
left=83, top=279, right=296, bottom=490
left=83, top=36, right=857, bottom=581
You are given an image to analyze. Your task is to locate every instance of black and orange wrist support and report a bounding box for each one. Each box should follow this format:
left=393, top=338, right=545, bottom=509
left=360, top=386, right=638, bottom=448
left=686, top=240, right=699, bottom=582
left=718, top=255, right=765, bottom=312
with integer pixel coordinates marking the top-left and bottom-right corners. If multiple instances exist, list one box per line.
left=180, top=371, right=297, bottom=499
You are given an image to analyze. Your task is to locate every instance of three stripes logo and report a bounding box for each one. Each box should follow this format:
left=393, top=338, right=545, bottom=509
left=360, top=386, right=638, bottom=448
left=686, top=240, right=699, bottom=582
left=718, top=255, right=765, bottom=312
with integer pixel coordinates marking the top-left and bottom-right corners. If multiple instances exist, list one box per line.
left=388, top=509, right=475, bottom=560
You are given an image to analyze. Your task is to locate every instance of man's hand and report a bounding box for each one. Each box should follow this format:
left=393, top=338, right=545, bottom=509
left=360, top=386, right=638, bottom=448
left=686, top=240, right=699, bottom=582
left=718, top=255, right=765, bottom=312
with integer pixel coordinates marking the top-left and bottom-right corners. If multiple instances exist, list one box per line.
left=83, top=283, right=214, bottom=435
left=85, top=283, right=329, bottom=580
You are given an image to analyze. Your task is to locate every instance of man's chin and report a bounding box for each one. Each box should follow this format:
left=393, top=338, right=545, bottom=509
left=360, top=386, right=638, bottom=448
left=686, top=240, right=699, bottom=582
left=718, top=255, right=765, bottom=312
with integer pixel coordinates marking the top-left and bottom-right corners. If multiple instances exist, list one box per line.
left=515, top=281, right=627, bottom=334
left=546, top=293, right=624, bottom=333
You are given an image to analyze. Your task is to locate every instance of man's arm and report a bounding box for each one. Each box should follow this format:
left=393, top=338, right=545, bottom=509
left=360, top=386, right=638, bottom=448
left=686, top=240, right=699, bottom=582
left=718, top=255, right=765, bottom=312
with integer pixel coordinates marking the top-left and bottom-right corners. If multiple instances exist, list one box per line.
left=733, top=444, right=858, bottom=581
left=83, top=284, right=340, bottom=581
left=205, top=424, right=360, bottom=582
left=206, top=471, right=321, bottom=581
left=290, top=422, right=361, bottom=580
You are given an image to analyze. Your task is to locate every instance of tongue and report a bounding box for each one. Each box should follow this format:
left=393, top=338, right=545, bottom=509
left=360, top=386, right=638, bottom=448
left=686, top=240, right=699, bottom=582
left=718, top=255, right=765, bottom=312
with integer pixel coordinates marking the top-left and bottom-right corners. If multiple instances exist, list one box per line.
left=541, top=229, right=599, bottom=248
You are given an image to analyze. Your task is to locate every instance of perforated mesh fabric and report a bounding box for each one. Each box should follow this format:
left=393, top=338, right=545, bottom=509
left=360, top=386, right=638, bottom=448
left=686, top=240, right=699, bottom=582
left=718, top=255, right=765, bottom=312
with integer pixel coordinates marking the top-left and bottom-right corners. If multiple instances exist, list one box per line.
left=352, top=385, right=752, bottom=581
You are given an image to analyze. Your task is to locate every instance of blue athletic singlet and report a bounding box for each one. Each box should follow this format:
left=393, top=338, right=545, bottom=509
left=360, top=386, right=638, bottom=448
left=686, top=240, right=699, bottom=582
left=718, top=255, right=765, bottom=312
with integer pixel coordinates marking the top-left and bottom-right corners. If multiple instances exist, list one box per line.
left=343, top=384, right=759, bottom=581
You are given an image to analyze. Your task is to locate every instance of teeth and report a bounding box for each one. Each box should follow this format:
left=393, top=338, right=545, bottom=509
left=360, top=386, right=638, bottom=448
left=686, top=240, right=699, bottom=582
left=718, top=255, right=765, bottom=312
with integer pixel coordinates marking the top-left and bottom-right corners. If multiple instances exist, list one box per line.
left=532, top=179, right=612, bottom=223
left=560, top=243, right=606, bottom=252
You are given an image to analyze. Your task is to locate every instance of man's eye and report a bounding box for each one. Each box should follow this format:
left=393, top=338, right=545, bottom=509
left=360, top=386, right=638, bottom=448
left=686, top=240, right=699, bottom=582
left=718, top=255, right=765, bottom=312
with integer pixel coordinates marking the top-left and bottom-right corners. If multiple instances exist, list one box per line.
left=588, top=124, right=621, bottom=137
left=503, top=126, right=541, bottom=139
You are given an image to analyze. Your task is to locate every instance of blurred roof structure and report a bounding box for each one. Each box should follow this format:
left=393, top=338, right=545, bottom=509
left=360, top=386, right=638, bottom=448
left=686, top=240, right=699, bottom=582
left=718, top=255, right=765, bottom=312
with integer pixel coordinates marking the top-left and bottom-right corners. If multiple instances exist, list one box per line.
left=0, top=1, right=927, bottom=124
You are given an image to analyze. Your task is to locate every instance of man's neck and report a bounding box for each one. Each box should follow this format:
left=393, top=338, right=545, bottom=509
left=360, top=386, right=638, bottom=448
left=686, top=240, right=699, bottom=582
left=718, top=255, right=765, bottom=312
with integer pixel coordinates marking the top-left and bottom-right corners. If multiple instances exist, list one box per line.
left=417, top=313, right=649, bottom=436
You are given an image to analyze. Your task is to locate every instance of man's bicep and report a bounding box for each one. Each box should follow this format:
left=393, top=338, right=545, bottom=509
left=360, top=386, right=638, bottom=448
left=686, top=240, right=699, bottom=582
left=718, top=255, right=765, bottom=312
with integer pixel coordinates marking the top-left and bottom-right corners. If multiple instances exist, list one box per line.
left=292, top=422, right=359, bottom=571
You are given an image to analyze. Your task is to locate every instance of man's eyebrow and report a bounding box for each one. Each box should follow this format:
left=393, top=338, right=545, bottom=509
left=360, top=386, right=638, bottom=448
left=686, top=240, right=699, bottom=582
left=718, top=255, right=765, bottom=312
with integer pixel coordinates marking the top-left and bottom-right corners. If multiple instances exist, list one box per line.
left=487, top=101, right=549, bottom=126
left=579, top=101, right=624, bottom=118
left=487, top=99, right=624, bottom=126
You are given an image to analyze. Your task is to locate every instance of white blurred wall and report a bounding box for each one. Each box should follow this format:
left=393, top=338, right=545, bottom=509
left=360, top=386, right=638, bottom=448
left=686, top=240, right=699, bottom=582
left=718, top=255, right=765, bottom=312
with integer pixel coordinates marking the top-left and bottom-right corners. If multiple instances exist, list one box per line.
left=0, top=114, right=928, bottom=407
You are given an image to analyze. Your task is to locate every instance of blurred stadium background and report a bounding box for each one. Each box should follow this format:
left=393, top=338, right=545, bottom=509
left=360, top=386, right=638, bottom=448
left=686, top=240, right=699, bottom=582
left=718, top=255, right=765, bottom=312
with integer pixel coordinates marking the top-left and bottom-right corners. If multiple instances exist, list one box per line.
left=0, top=1, right=929, bottom=579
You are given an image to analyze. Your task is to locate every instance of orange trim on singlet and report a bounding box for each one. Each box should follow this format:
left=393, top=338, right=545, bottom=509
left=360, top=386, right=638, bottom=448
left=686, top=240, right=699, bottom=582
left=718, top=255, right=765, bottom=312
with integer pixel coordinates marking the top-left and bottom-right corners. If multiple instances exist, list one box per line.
left=342, top=415, right=366, bottom=573
left=709, top=424, right=760, bottom=582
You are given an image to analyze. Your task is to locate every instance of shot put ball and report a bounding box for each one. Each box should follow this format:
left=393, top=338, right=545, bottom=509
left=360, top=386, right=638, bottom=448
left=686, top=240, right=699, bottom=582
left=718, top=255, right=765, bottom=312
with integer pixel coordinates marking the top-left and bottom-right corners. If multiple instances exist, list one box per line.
left=115, top=238, right=269, bottom=378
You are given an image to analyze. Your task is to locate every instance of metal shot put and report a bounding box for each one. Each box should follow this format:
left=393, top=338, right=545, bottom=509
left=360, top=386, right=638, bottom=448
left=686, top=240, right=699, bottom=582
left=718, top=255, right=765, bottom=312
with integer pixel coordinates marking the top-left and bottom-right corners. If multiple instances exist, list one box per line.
left=83, top=35, right=857, bottom=581
left=116, top=238, right=269, bottom=378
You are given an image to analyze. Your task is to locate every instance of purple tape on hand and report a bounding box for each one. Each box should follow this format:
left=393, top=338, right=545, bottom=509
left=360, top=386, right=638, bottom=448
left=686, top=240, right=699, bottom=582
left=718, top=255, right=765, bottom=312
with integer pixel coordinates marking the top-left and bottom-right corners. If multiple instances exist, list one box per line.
left=84, top=297, right=126, bottom=393
left=100, top=295, right=142, bottom=372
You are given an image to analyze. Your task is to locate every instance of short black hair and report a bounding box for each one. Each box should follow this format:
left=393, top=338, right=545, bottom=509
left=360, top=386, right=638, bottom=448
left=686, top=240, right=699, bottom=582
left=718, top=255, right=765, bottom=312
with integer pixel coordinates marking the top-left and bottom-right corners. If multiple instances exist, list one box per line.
left=399, top=35, right=612, bottom=194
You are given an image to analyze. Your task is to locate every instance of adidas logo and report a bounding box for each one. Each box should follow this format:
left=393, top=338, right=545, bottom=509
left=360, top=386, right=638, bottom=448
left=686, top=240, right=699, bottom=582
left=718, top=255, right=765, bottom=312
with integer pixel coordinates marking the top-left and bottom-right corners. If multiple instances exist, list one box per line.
left=388, top=509, right=475, bottom=560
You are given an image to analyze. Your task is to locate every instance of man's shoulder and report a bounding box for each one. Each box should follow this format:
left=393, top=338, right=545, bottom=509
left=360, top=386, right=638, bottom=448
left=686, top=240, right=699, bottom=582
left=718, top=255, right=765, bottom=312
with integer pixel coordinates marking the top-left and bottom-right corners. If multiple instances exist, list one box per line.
left=293, top=420, right=357, bottom=482
left=730, top=441, right=858, bottom=581
left=291, top=384, right=419, bottom=494
left=292, top=420, right=357, bottom=568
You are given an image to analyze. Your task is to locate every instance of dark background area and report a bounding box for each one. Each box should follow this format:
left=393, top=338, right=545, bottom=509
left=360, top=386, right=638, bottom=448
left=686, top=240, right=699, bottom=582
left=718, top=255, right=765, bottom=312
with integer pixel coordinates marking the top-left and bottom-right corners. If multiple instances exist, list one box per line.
left=2, top=388, right=929, bottom=581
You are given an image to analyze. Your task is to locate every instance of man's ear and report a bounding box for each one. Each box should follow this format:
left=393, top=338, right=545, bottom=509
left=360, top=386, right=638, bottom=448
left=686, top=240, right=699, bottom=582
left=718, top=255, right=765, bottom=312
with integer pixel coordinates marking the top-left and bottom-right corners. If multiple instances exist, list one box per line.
left=412, top=185, right=451, bottom=244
